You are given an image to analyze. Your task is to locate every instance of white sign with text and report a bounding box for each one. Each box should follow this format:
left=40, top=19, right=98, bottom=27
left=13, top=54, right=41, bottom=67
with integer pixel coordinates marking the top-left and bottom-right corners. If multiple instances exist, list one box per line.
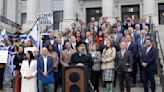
left=37, top=12, right=53, bottom=24
left=0, top=51, right=8, bottom=63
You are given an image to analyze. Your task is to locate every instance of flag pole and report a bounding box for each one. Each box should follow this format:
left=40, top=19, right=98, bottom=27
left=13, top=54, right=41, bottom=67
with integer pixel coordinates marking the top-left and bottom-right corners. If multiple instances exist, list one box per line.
left=26, top=18, right=40, bottom=34
left=21, top=18, right=40, bottom=43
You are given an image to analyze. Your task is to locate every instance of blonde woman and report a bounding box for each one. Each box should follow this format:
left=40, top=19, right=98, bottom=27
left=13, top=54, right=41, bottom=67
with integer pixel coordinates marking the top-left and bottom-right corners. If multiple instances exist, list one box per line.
left=101, top=39, right=116, bottom=92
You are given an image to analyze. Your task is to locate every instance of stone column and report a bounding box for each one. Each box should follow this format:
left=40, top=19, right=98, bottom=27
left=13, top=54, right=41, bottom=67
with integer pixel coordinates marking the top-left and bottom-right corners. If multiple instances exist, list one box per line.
left=102, top=0, right=115, bottom=24
left=0, top=0, right=3, bottom=16
left=26, top=0, right=37, bottom=22
left=22, top=0, right=38, bottom=32
left=143, top=0, right=158, bottom=26
left=60, top=0, right=76, bottom=31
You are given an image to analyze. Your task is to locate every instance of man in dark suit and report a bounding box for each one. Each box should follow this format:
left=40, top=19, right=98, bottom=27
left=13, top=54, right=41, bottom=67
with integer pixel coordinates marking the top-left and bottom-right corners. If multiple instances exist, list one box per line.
left=54, top=37, right=65, bottom=87
left=141, top=38, right=157, bottom=92
left=134, top=24, right=141, bottom=42
left=94, top=21, right=101, bottom=35
left=128, top=27, right=139, bottom=42
left=140, top=17, right=150, bottom=30
left=78, top=19, right=87, bottom=39
left=136, top=30, right=148, bottom=82
left=70, top=41, right=93, bottom=67
left=111, top=27, right=123, bottom=51
left=70, top=36, right=77, bottom=49
left=54, top=37, right=65, bottom=59
left=44, top=32, right=56, bottom=49
left=116, top=21, right=125, bottom=35
left=87, top=17, right=95, bottom=30
left=137, top=30, right=147, bottom=57
left=126, top=35, right=139, bottom=86
left=124, top=17, right=135, bottom=29
left=37, top=47, right=54, bottom=92
left=116, top=42, right=133, bottom=92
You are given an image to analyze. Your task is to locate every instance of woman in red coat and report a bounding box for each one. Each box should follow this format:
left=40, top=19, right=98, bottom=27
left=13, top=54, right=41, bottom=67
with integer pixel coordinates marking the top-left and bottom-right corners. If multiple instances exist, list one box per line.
left=96, top=31, right=104, bottom=50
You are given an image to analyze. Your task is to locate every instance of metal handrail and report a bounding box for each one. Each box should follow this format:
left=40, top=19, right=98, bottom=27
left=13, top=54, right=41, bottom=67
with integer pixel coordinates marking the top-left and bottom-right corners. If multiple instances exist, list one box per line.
left=154, top=30, right=164, bottom=92
left=154, top=30, right=164, bottom=75
left=0, top=15, right=19, bottom=28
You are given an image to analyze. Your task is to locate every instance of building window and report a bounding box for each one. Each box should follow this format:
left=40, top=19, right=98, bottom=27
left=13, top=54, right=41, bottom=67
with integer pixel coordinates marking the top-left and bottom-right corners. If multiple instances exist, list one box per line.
left=21, top=13, right=26, bottom=25
left=158, top=3, right=164, bottom=24
left=53, top=11, right=63, bottom=30
left=86, top=8, right=102, bottom=24
left=121, top=5, right=140, bottom=23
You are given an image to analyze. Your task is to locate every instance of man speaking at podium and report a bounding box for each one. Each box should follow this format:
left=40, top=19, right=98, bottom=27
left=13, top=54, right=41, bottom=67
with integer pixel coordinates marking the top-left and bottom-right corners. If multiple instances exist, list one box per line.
left=63, top=41, right=93, bottom=92
left=70, top=41, right=93, bottom=67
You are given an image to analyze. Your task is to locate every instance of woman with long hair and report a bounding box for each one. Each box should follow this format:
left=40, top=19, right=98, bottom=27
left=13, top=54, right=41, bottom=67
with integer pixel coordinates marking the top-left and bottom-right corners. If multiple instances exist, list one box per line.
left=90, top=43, right=101, bottom=92
left=101, top=39, right=116, bottom=92
left=20, top=51, right=37, bottom=92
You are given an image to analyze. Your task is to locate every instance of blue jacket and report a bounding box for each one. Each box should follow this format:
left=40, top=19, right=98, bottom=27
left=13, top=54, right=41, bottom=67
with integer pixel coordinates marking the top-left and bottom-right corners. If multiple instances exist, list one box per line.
left=37, top=56, right=54, bottom=80
left=54, top=44, right=65, bottom=59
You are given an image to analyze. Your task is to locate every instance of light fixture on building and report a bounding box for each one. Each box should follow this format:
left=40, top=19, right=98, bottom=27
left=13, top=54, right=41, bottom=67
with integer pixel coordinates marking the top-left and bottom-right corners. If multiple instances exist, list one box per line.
left=95, top=10, right=100, bottom=14
left=162, top=12, right=164, bottom=16
left=129, top=8, right=134, bottom=12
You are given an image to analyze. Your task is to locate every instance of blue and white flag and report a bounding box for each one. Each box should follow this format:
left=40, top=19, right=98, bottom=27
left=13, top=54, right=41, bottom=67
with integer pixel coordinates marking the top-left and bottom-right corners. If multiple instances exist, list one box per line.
left=1, top=28, right=8, bottom=38
left=28, top=21, right=41, bottom=50
left=20, top=35, right=27, bottom=40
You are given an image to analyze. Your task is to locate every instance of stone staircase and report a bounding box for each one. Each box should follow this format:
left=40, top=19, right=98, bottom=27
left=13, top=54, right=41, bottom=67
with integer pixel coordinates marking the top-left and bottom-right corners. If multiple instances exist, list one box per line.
left=0, top=15, right=19, bottom=33
left=157, top=25, right=164, bottom=74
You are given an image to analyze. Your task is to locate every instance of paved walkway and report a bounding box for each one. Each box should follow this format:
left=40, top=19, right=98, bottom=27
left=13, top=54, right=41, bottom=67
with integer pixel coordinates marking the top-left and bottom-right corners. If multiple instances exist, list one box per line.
left=0, top=77, right=162, bottom=92
left=0, top=86, right=162, bottom=92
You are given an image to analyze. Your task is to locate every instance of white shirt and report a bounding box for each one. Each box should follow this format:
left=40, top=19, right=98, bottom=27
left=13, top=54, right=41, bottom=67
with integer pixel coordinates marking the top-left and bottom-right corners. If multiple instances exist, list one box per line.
left=71, top=43, right=76, bottom=49
left=104, top=40, right=107, bottom=45
left=61, top=37, right=64, bottom=45
left=127, top=42, right=131, bottom=49
left=114, top=34, right=117, bottom=41
left=58, top=44, right=62, bottom=52
left=131, top=33, right=134, bottom=38
left=117, top=26, right=121, bottom=32
left=50, top=39, right=54, bottom=45
left=43, top=56, right=47, bottom=72
left=94, top=26, right=98, bottom=33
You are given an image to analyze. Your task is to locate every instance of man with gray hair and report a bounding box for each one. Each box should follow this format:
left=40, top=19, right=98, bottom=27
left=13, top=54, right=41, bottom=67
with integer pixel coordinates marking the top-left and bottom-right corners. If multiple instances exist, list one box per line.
left=116, top=42, right=133, bottom=92
left=44, top=32, right=56, bottom=48
left=61, top=42, right=76, bottom=67
left=37, top=47, right=54, bottom=92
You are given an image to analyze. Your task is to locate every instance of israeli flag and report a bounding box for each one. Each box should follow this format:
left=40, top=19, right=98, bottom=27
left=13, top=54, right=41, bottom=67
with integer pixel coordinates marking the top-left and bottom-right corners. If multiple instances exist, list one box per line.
left=20, top=35, right=27, bottom=40
left=1, top=28, right=7, bottom=38
left=28, top=21, right=41, bottom=49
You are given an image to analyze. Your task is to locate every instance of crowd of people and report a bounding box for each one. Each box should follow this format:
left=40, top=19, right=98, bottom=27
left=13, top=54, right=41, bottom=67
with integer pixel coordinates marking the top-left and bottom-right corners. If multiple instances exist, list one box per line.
left=0, top=16, right=158, bottom=92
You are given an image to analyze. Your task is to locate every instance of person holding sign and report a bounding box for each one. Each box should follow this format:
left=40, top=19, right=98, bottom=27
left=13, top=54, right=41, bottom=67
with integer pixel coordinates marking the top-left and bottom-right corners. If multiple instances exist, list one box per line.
left=13, top=45, right=25, bottom=92
left=0, top=63, right=5, bottom=90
